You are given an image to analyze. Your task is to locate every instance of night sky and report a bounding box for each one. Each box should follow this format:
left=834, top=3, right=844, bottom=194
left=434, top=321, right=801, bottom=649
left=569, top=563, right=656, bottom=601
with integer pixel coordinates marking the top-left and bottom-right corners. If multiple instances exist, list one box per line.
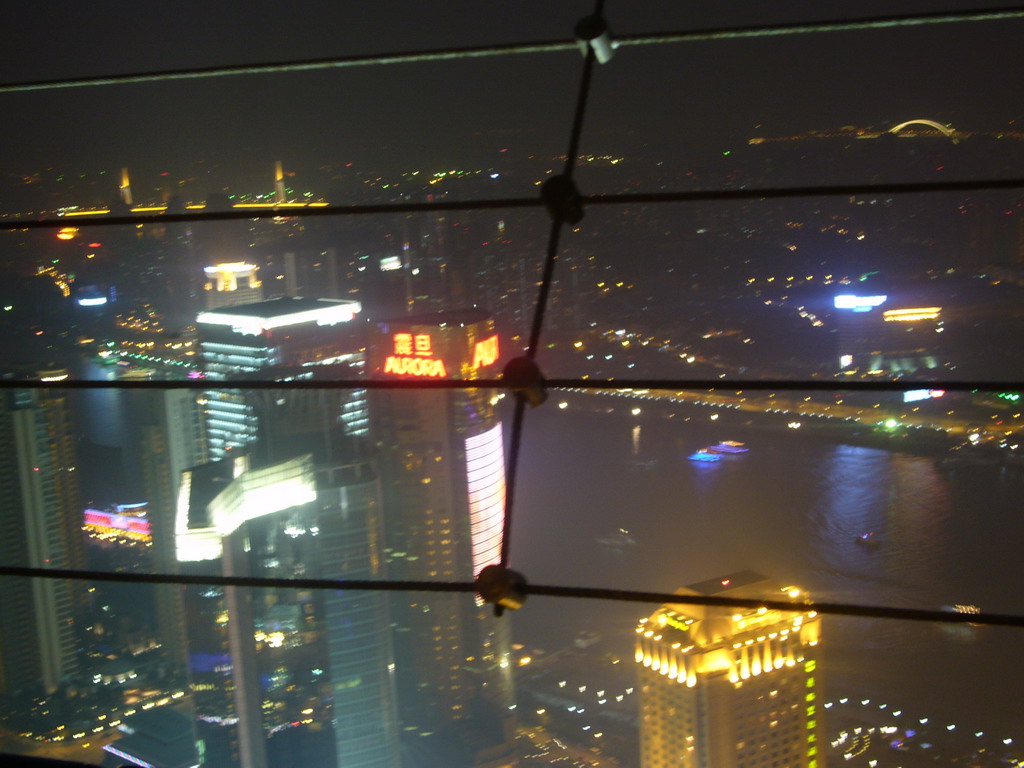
left=1, top=1, right=1021, bottom=186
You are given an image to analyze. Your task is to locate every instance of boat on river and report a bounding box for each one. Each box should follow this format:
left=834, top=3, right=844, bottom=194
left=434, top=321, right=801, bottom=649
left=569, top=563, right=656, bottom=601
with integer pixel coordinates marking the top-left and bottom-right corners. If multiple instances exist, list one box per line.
left=707, top=441, right=749, bottom=454
left=687, top=449, right=722, bottom=463
left=597, top=528, right=637, bottom=547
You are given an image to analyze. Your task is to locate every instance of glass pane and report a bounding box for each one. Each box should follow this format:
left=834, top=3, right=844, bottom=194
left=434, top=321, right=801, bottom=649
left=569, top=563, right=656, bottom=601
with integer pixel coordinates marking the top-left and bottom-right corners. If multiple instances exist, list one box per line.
left=579, top=9, right=1024, bottom=194
left=513, top=396, right=1024, bottom=607
left=4, top=572, right=1019, bottom=767
left=536, top=197, right=1024, bottom=382
left=0, top=207, right=544, bottom=384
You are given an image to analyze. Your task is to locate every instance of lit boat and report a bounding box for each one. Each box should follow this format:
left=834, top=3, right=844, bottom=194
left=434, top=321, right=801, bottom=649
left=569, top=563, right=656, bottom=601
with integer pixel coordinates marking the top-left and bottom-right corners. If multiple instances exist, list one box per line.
left=941, top=603, right=982, bottom=628
left=856, top=531, right=881, bottom=547
left=597, top=528, right=637, bottom=547
left=687, top=449, right=722, bottom=463
left=707, top=441, right=749, bottom=454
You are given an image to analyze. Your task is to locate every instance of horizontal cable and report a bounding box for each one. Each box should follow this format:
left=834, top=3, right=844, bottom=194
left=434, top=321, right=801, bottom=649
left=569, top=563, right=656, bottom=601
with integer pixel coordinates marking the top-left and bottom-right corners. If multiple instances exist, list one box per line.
left=587, top=177, right=1024, bottom=205
left=1, top=378, right=1020, bottom=393
left=0, top=6, right=1021, bottom=95
left=615, top=5, right=1024, bottom=49
left=0, top=41, right=577, bottom=95
left=0, top=564, right=1020, bottom=629
left=7, top=176, right=1024, bottom=232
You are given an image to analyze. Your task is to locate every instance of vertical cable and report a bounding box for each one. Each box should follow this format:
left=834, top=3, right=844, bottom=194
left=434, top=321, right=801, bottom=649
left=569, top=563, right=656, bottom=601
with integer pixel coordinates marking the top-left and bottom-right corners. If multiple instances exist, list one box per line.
left=499, top=4, right=605, bottom=568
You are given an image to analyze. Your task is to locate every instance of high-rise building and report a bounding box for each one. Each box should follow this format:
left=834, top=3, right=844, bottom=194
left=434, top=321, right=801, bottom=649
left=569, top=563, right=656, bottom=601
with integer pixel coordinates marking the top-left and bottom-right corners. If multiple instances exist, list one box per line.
left=635, top=571, right=823, bottom=768
left=196, top=296, right=363, bottom=458
left=369, top=309, right=515, bottom=766
left=127, top=388, right=208, bottom=683
left=317, top=460, right=401, bottom=768
left=203, top=262, right=264, bottom=310
left=0, top=386, right=86, bottom=696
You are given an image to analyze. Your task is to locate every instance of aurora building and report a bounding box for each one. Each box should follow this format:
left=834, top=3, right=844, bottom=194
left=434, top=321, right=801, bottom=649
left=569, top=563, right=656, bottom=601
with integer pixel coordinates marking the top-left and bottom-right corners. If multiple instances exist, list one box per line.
left=635, top=571, right=823, bottom=768
left=370, top=309, right=515, bottom=767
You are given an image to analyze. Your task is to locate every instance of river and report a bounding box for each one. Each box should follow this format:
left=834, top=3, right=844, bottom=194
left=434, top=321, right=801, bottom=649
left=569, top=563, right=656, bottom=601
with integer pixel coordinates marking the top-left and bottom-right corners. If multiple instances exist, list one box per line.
left=510, top=396, right=1024, bottom=742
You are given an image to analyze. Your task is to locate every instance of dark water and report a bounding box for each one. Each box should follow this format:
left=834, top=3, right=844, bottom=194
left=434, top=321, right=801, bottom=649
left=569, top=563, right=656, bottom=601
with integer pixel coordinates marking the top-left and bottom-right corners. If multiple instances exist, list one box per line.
left=511, top=405, right=1024, bottom=740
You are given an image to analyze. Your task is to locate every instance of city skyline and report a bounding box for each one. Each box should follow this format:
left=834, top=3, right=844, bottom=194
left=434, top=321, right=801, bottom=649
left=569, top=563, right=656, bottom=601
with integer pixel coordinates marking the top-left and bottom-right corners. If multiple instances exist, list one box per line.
left=3, top=3, right=1024, bottom=768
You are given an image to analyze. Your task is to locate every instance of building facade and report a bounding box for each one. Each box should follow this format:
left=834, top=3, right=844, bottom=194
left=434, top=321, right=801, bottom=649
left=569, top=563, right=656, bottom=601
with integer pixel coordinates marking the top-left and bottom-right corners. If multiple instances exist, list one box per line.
left=0, top=386, right=86, bottom=696
left=196, top=296, right=363, bottom=458
left=636, top=571, right=823, bottom=768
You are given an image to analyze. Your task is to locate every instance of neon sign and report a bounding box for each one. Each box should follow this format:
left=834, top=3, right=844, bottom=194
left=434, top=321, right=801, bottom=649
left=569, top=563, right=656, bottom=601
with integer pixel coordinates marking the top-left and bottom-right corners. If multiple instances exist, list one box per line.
left=466, top=424, right=505, bottom=581
left=903, top=389, right=945, bottom=403
left=472, top=335, right=499, bottom=370
left=84, top=508, right=152, bottom=541
left=834, top=294, right=887, bottom=311
left=383, top=333, right=448, bottom=377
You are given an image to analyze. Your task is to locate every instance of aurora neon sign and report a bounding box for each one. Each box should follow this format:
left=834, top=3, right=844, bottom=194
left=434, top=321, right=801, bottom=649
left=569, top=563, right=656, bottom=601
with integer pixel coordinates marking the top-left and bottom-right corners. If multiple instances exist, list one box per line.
left=383, top=333, right=448, bottom=377
left=382, top=332, right=500, bottom=378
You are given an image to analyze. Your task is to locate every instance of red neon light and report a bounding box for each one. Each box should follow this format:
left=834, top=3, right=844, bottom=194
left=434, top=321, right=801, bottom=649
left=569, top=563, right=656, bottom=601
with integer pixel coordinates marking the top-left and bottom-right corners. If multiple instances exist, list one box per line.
left=393, top=333, right=434, bottom=356
left=472, top=335, right=499, bottom=369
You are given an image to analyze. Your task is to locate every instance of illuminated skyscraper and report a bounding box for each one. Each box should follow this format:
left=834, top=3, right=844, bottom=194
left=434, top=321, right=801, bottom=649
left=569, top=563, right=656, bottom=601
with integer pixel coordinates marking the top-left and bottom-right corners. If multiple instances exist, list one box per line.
left=127, top=388, right=208, bottom=684
left=370, top=310, right=515, bottom=765
left=0, top=386, right=86, bottom=695
left=635, top=571, right=823, bottom=768
left=196, top=296, right=363, bottom=458
left=203, top=262, right=264, bottom=310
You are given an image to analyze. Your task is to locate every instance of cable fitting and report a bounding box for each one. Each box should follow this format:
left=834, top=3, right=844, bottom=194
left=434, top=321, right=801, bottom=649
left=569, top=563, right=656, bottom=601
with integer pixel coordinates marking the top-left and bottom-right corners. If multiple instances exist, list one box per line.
left=574, top=15, right=615, bottom=64
left=502, top=356, right=547, bottom=407
left=541, top=175, right=584, bottom=225
left=476, top=564, right=528, bottom=617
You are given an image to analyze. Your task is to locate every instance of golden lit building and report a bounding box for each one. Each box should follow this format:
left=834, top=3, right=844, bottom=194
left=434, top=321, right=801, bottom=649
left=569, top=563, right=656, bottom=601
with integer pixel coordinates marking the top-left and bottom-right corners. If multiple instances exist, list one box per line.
left=636, top=571, right=823, bottom=768
left=203, top=262, right=264, bottom=309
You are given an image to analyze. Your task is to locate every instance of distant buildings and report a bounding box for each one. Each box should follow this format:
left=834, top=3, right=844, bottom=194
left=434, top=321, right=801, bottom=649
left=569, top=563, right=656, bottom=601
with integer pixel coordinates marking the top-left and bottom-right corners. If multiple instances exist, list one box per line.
left=833, top=293, right=943, bottom=375
left=635, top=571, right=823, bottom=768
left=102, top=707, right=200, bottom=768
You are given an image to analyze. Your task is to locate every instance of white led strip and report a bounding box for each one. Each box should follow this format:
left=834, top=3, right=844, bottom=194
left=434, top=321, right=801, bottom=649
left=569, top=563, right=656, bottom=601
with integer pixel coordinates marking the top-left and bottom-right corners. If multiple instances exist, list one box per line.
left=465, top=423, right=506, bottom=577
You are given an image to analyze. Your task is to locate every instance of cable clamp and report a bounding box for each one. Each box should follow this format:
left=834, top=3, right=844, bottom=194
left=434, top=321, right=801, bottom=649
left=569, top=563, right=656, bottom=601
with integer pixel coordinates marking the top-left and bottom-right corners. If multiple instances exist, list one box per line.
left=502, top=356, right=547, bottom=407
left=541, top=175, right=584, bottom=225
left=476, top=564, right=528, bottom=617
left=575, top=15, right=615, bottom=64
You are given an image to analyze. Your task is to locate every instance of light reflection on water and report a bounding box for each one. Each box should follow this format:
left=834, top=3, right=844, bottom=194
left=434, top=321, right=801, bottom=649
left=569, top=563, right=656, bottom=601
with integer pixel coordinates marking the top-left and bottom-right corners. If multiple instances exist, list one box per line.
left=513, top=406, right=1024, bottom=737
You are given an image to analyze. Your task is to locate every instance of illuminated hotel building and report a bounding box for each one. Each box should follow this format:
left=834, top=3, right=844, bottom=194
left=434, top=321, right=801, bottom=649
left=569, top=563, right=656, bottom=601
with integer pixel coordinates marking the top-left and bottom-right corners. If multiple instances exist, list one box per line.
left=635, top=571, right=823, bottom=768
left=0, top=387, right=86, bottom=696
left=204, top=262, right=264, bottom=310
left=833, top=294, right=943, bottom=375
left=370, top=309, right=515, bottom=763
left=196, top=296, right=364, bottom=458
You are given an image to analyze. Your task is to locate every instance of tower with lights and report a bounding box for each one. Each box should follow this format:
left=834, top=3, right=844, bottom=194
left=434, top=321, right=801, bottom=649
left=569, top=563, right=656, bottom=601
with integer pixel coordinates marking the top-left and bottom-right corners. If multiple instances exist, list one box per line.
left=635, top=571, right=823, bottom=768
left=370, top=309, right=516, bottom=764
